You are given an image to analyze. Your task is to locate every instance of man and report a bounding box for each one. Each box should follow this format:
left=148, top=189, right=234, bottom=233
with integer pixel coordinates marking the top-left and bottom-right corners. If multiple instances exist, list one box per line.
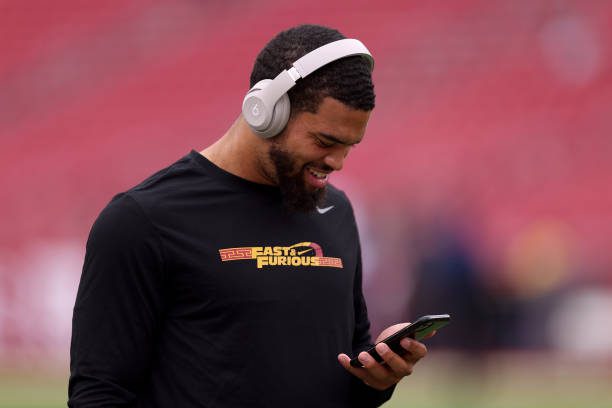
left=69, top=24, right=429, bottom=407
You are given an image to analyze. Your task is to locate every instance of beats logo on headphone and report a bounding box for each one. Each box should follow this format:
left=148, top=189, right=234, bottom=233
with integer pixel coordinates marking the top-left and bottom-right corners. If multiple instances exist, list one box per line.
left=242, top=39, right=374, bottom=139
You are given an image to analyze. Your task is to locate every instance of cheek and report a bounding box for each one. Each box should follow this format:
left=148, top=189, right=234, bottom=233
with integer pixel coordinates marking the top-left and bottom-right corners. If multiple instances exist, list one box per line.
left=284, top=146, right=319, bottom=168
left=296, top=154, right=325, bottom=171
left=295, top=143, right=326, bottom=165
left=279, top=133, right=325, bottom=168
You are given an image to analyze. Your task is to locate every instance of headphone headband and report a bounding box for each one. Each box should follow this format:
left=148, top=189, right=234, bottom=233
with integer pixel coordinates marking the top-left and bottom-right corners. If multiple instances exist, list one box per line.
left=293, top=38, right=374, bottom=77
left=243, top=38, right=374, bottom=138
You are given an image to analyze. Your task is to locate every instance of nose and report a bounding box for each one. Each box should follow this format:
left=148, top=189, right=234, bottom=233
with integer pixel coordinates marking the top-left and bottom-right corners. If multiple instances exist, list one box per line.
left=323, top=145, right=351, bottom=172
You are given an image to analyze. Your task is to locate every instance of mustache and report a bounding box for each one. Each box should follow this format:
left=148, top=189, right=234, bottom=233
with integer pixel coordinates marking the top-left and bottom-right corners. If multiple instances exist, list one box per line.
left=307, top=164, right=334, bottom=173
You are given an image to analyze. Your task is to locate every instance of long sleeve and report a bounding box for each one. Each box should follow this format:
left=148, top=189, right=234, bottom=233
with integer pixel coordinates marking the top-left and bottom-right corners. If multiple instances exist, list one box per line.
left=349, top=242, right=396, bottom=407
left=68, top=194, right=166, bottom=407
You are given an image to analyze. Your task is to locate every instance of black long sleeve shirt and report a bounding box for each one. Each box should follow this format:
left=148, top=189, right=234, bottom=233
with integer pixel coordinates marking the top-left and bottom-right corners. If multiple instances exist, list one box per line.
left=69, top=151, right=393, bottom=407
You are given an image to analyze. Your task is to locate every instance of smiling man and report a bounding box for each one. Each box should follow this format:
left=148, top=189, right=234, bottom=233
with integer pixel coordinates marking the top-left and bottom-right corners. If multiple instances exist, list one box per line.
left=69, top=25, right=429, bottom=407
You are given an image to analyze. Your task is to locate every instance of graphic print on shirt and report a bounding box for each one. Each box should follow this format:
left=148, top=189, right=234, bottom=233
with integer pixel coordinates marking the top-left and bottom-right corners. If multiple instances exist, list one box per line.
left=219, top=242, right=343, bottom=269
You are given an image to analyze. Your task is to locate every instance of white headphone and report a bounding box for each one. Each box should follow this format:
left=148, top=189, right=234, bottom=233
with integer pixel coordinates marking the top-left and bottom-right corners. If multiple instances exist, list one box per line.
left=242, top=38, right=374, bottom=139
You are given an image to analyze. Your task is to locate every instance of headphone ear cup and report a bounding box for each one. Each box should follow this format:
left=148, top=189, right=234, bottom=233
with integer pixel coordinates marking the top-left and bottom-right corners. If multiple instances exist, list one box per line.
left=243, top=79, right=291, bottom=139
left=260, top=92, right=290, bottom=139
left=242, top=79, right=271, bottom=131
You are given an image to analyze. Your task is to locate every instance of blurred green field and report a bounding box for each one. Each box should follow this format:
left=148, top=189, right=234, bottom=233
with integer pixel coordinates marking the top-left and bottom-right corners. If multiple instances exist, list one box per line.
left=2, top=352, right=611, bottom=408
left=0, top=368, right=67, bottom=408
left=386, top=352, right=612, bottom=408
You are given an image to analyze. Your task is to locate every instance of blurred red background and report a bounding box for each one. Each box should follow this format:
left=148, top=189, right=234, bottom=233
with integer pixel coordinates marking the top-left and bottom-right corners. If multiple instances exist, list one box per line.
left=1, top=0, right=611, bottom=363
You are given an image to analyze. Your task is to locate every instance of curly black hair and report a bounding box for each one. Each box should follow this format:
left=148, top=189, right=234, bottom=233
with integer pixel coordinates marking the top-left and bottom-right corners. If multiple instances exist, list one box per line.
left=249, top=24, right=375, bottom=115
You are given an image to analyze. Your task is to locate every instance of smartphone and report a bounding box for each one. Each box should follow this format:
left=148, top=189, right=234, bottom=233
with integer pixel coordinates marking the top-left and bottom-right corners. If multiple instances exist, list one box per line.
left=349, top=314, right=451, bottom=368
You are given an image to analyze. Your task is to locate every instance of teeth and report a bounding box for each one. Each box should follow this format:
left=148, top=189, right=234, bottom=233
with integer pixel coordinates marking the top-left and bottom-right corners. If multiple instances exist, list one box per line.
left=308, top=168, right=328, bottom=179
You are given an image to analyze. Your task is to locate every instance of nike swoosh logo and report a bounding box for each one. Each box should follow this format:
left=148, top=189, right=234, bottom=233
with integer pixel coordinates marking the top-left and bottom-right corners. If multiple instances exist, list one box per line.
left=297, top=249, right=312, bottom=255
left=316, top=206, right=334, bottom=214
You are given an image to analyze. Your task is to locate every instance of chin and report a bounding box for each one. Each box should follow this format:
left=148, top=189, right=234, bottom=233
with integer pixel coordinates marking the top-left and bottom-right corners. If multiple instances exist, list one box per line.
left=281, top=182, right=326, bottom=214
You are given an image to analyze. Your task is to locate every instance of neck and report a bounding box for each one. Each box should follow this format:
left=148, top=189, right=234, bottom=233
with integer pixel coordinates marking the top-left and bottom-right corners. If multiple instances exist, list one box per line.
left=200, top=117, right=275, bottom=185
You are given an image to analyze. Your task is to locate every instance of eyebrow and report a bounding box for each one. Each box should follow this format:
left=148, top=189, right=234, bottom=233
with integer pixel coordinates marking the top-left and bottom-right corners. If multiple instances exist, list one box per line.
left=317, top=132, right=361, bottom=146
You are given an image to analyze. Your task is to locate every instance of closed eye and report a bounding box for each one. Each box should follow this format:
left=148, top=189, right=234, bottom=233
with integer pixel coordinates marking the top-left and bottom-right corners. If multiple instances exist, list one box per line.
left=314, top=136, right=336, bottom=148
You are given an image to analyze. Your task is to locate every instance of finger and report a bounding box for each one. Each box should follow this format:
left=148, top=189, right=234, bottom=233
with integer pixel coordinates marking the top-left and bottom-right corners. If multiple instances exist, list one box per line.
left=338, top=353, right=390, bottom=389
left=399, top=338, right=428, bottom=362
left=337, top=354, right=369, bottom=379
left=375, top=342, right=413, bottom=378
left=355, top=350, right=399, bottom=388
left=339, top=351, right=405, bottom=390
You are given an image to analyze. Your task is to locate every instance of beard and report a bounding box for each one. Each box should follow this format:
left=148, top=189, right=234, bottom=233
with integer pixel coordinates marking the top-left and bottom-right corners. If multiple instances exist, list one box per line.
left=268, top=144, right=327, bottom=213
